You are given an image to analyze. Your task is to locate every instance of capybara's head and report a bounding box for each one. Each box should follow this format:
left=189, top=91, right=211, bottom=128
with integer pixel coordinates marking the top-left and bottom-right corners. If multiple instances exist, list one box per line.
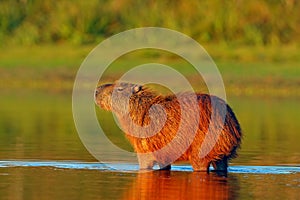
left=95, top=82, right=143, bottom=114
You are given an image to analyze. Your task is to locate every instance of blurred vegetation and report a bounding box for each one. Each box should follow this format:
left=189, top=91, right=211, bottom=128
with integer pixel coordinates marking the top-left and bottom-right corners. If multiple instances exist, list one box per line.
left=0, top=0, right=300, bottom=47
left=0, top=0, right=299, bottom=97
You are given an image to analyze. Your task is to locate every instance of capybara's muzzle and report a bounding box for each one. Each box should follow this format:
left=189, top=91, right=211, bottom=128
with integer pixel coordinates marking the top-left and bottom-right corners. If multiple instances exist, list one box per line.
left=95, top=83, right=113, bottom=98
left=94, top=83, right=114, bottom=110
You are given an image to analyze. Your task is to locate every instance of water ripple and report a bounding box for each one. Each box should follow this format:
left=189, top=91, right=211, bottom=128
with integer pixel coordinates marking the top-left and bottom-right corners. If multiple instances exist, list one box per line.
left=0, top=160, right=299, bottom=174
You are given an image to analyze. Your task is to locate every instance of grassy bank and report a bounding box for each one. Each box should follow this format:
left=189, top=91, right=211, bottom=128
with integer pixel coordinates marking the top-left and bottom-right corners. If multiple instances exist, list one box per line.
left=0, top=44, right=299, bottom=97
left=1, top=43, right=300, bottom=67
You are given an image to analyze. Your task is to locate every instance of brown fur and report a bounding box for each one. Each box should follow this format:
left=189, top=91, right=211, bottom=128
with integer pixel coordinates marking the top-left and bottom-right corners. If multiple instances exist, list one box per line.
left=95, top=82, right=242, bottom=172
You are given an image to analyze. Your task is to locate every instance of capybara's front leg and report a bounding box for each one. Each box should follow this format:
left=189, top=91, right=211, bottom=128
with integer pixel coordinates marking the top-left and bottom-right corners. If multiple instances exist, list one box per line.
left=190, top=158, right=210, bottom=172
left=137, top=153, right=155, bottom=170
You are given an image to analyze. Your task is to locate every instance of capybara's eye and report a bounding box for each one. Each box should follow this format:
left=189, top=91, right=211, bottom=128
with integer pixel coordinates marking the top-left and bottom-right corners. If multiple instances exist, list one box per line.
left=116, top=87, right=124, bottom=92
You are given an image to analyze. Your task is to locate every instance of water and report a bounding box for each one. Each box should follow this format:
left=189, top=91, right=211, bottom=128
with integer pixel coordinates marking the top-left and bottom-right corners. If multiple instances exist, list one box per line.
left=1, top=89, right=300, bottom=199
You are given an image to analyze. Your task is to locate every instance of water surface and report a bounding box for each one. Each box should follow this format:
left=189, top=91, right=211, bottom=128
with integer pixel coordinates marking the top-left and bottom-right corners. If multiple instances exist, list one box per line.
left=0, top=90, right=299, bottom=199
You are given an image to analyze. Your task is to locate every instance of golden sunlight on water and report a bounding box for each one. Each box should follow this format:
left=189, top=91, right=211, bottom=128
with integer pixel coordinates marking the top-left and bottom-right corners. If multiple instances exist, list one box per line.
left=0, top=90, right=300, bottom=200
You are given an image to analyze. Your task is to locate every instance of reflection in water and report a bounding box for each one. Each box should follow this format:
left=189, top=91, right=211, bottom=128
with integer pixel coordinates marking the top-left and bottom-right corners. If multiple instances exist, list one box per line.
left=0, top=91, right=94, bottom=161
left=123, top=171, right=238, bottom=200
left=1, top=165, right=299, bottom=200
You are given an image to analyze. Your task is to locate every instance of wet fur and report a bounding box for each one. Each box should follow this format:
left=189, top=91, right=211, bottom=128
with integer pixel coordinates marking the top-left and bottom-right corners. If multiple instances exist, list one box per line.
left=95, top=82, right=242, bottom=172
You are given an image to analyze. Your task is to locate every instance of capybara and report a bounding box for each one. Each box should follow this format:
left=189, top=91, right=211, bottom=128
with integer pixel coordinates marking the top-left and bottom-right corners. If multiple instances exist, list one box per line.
left=95, top=82, right=241, bottom=172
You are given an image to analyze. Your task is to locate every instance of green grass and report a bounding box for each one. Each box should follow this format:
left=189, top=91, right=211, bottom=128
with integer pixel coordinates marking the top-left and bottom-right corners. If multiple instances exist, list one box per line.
left=1, top=43, right=299, bottom=68
left=0, top=45, right=93, bottom=68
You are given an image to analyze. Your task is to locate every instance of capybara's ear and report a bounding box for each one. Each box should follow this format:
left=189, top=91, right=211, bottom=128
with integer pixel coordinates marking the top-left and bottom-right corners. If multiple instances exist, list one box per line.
left=132, top=85, right=142, bottom=93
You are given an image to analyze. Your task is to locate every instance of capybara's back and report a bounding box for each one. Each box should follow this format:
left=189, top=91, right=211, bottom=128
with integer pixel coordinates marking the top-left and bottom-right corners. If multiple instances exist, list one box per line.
left=95, top=82, right=242, bottom=172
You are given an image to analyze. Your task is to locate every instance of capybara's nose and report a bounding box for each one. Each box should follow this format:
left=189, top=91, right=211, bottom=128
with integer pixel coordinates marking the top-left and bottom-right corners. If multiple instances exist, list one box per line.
left=95, top=83, right=113, bottom=98
left=94, top=89, right=99, bottom=97
left=94, top=86, right=102, bottom=99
